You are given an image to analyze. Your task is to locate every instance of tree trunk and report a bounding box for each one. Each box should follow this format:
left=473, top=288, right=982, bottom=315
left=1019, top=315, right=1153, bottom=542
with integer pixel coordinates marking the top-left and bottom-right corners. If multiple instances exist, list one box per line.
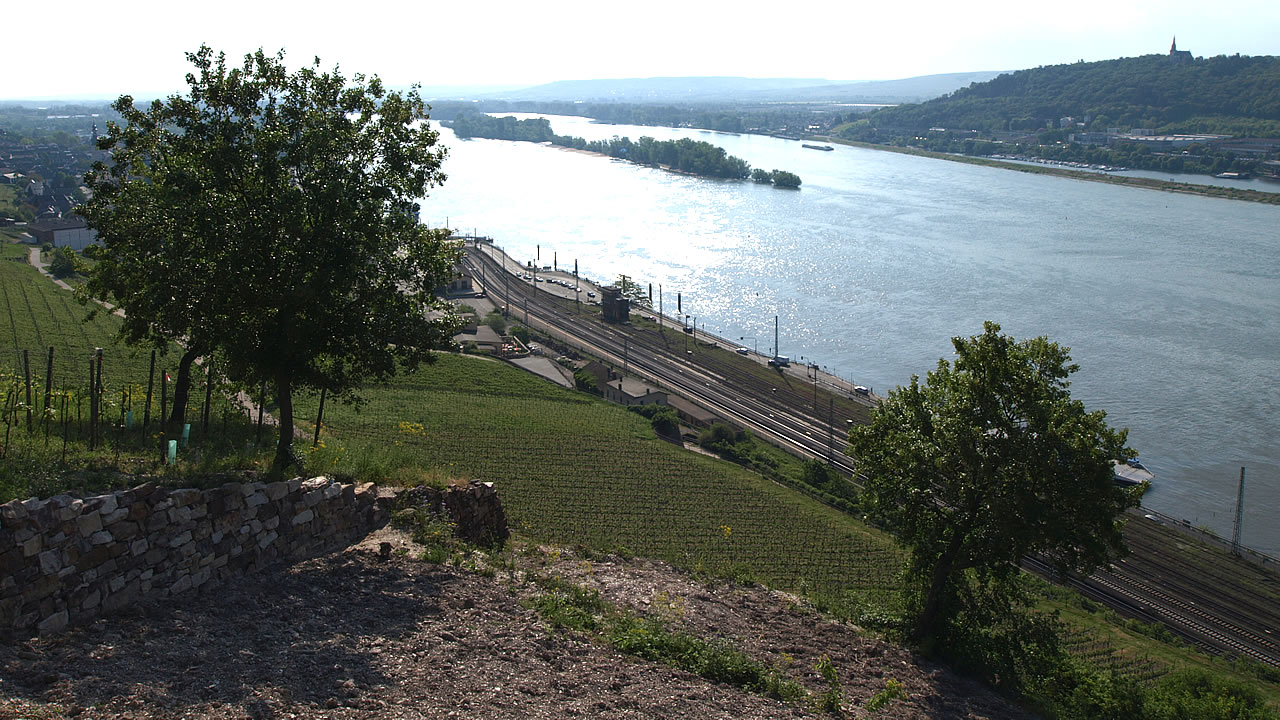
left=168, top=346, right=201, bottom=428
left=272, top=372, right=295, bottom=475
left=912, top=532, right=967, bottom=643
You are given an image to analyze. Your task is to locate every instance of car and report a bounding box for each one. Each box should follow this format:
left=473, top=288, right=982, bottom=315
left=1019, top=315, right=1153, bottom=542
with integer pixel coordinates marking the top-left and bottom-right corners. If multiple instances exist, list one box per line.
left=853, top=385, right=869, bottom=395
left=587, top=291, right=596, bottom=298
left=736, top=347, right=749, bottom=355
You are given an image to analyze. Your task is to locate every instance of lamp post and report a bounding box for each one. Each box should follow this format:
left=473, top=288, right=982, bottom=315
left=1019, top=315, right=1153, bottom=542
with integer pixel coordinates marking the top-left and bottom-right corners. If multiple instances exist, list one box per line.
left=740, top=336, right=757, bottom=354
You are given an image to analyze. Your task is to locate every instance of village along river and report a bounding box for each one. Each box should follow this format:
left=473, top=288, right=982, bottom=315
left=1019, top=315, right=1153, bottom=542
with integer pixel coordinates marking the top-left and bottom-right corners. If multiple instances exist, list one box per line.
left=422, top=114, right=1280, bottom=556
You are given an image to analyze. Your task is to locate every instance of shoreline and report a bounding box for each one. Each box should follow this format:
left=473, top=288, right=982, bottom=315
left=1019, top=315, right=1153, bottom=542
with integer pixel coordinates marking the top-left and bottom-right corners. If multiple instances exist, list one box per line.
left=818, top=136, right=1280, bottom=205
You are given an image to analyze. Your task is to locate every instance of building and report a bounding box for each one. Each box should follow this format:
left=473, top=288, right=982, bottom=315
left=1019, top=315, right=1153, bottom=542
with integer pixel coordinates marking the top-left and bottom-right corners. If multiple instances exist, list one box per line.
left=1169, top=37, right=1193, bottom=64
left=600, top=285, right=630, bottom=323
left=27, top=217, right=98, bottom=250
left=602, top=376, right=667, bottom=407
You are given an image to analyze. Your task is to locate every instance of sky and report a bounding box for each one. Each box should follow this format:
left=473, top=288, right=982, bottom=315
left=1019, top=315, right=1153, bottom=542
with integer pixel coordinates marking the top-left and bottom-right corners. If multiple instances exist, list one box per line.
left=4, top=0, right=1278, bottom=100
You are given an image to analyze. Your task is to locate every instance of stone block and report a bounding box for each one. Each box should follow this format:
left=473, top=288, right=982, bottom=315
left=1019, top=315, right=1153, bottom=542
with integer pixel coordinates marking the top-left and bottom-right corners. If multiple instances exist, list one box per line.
left=171, top=489, right=202, bottom=508
left=304, top=490, right=324, bottom=508
left=324, top=484, right=342, bottom=500
left=189, top=504, right=208, bottom=520
left=75, top=546, right=110, bottom=573
left=102, top=508, right=129, bottom=526
left=291, top=509, right=315, bottom=526
left=109, top=575, right=126, bottom=593
left=81, top=589, right=101, bottom=610
left=171, top=574, right=192, bottom=594
left=89, top=531, right=113, bottom=546
left=77, top=512, right=103, bottom=537
left=38, top=550, right=60, bottom=575
left=144, top=548, right=167, bottom=565
left=302, top=477, right=328, bottom=492
left=112, top=521, right=139, bottom=540
left=146, top=512, right=170, bottom=533
left=58, top=498, right=84, bottom=522
left=264, top=516, right=279, bottom=530
left=37, top=610, right=68, bottom=635
left=169, top=531, right=193, bottom=549
left=21, top=535, right=42, bottom=557
left=256, top=531, right=278, bottom=549
left=245, top=492, right=268, bottom=508
left=98, top=495, right=119, bottom=516
left=0, top=500, right=28, bottom=524
left=191, top=568, right=211, bottom=588
left=265, top=482, right=290, bottom=501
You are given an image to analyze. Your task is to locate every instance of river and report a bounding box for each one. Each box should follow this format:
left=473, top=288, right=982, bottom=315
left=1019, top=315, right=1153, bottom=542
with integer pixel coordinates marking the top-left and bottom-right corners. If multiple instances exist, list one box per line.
left=423, top=114, right=1280, bottom=555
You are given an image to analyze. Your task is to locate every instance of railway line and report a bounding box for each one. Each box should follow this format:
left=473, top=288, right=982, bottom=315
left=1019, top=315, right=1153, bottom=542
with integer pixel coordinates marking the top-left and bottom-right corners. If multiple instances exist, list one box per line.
left=461, top=245, right=1280, bottom=669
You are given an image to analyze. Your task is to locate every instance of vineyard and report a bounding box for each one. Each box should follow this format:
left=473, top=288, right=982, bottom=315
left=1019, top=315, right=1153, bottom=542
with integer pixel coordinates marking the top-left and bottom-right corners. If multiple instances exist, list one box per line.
left=295, top=352, right=906, bottom=596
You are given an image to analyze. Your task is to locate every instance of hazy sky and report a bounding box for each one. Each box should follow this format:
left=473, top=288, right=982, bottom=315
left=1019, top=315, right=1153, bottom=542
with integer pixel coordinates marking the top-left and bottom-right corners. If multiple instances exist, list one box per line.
left=6, top=0, right=1278, bottom=100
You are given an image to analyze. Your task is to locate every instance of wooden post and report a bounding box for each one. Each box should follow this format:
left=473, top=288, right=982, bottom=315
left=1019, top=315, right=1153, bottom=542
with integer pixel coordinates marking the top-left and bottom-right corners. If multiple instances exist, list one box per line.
left=43, top=346, right=54, bottom=421
left=160, top=369, right=167, bottom=438
left=313, top=387, right=327, bottom=447
left=202, top=362, right=213, bottom=439
left=256, top=381, right=266, bottom=446
left=142, top=350, right=155, bottom=435
left=95, top=349, right=103, bottom=447
left=88, top=356, right=97, bottom=450
left=23, top=349, right=32, bottom=432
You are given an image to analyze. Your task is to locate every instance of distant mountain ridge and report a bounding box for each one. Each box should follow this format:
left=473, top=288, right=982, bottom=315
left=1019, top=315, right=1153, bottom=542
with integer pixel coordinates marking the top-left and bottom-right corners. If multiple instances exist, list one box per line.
left=481, top=72, right=1008, bottom=105
left=849, top=53, right=1280, bottom=137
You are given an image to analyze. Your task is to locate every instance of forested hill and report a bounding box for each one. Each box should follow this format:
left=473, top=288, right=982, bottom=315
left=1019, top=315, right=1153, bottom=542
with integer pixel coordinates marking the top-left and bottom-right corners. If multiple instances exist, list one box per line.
left=843, top=54, right=1280, bottom=137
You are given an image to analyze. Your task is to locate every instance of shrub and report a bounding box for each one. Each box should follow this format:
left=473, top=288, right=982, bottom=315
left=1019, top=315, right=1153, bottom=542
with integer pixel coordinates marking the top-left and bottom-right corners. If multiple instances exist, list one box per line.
left=48, top=246, right=78, bottom=278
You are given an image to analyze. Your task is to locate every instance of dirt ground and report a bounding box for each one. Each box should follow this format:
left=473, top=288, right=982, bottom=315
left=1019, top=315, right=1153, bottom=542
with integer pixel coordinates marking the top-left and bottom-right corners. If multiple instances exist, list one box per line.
left=0, top=529, right=1032, bottom=719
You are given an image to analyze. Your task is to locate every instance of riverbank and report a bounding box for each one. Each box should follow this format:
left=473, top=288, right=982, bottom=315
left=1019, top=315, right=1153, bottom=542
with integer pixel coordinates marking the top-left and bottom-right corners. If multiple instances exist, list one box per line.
left=819, top=136, right=1280, bottom=205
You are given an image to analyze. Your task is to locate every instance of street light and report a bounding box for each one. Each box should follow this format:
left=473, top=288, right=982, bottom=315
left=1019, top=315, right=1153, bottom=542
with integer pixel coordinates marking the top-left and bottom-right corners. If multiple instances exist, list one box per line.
left=739, top=336, right=757, bottom=354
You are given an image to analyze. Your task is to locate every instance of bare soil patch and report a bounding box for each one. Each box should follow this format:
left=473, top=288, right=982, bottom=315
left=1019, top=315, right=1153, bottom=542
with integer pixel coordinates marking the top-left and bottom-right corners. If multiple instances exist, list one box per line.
left=1, top=530, right=1031, bottom=719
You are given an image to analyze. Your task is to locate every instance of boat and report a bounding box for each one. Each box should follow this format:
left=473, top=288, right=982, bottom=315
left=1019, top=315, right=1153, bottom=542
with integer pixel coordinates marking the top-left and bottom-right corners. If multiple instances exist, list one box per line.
left=802, top=144, right=834, bottom=151
left=1113, top=458, right=1155, bottom=487
left=1214, top=171, right=1251, bottom=180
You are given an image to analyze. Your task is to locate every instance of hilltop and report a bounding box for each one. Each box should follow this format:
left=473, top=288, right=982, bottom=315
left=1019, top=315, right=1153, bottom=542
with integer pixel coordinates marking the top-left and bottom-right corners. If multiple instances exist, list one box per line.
left=843, top=52, right=1280, bottom=137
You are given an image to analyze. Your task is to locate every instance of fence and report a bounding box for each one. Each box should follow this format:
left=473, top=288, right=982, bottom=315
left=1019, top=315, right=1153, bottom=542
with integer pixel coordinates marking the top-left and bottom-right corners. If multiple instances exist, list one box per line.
left=0, top=345, right=257, bottom=462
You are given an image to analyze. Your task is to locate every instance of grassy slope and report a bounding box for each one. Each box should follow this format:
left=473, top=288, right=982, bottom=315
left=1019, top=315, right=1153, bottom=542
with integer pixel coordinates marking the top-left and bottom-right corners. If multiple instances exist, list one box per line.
left=297, top=352, right=903, bottom=595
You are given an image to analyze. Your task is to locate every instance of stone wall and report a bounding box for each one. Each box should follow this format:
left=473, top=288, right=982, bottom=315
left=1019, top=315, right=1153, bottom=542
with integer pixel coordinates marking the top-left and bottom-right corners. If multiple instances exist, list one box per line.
left=0, top=477, right=384, bottom=639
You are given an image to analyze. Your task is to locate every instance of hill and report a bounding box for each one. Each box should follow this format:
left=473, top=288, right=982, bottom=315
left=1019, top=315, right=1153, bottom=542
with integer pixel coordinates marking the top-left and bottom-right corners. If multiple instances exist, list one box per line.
left=480, top=72, right=1007, bottom=105
left=847, top=53, right=1280, bottom=137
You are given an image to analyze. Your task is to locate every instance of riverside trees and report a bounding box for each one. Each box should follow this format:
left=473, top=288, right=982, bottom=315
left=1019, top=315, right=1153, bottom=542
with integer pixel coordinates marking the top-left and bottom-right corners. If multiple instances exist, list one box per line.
left=847, top=322, right=1145, bottom=667
left=81, top=46, right=461, bottom=473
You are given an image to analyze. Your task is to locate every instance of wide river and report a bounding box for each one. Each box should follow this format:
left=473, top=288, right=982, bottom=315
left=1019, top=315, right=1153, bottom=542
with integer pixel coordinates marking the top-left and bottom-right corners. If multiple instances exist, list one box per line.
left=423, top=114, right=1280, bottom=555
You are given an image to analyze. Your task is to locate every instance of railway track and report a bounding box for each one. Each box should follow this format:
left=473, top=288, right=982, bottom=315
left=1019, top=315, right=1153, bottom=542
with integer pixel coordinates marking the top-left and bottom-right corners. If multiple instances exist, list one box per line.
left=463, top=245, right=1280, bottom=669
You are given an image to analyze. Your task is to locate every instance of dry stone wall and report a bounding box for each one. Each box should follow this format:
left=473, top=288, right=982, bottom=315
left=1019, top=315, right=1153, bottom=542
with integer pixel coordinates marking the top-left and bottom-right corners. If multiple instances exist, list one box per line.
left=0, top=477, right=384, bottom=639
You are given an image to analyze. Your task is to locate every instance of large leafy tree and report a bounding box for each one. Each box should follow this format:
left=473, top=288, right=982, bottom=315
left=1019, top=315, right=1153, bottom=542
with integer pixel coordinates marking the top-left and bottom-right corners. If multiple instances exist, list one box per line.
left=847, top=322, right=1145, bottom=646
left=82, top=46, right=461, bottom=471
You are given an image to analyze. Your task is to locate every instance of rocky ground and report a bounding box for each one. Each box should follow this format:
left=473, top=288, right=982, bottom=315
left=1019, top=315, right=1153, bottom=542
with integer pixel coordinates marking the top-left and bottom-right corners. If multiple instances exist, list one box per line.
left=0, top=529, right=1032, bottom=719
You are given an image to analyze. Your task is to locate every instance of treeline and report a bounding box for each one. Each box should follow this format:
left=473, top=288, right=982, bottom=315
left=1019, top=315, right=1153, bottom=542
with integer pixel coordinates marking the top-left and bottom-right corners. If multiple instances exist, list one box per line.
left=840, top=54, right=1280, bottom=138
left=448, top=114, right=800, bottom=185
left=430, top=100, right=863, bottom=137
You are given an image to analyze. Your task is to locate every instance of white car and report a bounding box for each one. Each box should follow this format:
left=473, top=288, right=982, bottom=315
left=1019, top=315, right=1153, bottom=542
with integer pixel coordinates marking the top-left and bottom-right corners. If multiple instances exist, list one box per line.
left=736, top=347, right=749, bottom=355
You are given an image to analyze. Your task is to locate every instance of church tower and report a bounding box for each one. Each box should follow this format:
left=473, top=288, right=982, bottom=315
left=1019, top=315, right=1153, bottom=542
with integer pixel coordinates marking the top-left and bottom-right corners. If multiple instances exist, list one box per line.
left=1168, top=36, right=1192, bottom=64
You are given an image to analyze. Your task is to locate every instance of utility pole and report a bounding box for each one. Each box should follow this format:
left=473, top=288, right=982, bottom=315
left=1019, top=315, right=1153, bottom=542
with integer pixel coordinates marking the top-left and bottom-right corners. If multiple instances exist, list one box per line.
left=659, top=284, right=663, bottom=333
left=774, top=315, right=779, bottom=359
left=1232, top=466, right=1246, bottom=556
left=574, top=259, right=580, bottom=312
left=827, top=397, right=834, bottom=464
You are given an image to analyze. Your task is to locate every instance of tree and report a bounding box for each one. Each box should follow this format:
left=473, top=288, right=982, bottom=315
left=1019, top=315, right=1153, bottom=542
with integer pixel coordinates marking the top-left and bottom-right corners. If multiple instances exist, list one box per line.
left=847, top=322, right=1144, bottom=645
left=82, top=46, right=461, bottom=472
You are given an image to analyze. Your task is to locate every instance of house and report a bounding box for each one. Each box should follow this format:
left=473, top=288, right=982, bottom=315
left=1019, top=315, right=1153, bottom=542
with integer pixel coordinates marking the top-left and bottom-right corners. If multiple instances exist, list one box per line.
left=602, top=376, right=667, bottom=407
left=27, top=216, right=98, bottom=250
left=1168, top=37, right=1193, bottom=64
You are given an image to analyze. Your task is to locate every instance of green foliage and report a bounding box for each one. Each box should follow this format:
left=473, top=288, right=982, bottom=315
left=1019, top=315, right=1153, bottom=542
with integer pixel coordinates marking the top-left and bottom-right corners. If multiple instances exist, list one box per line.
left=751, top=168, right=772, bottom=183
left=483, top=311, right=507, bottom=335
left=1145, top=668, right=1273, bottom=720
left=572, top=368, right=599, bottom=394
left=814, top=654, right=843, bottom=714
left=291, top=353, right=904, bottom=596
left=865, top=677, right=907, bottom=713
left=80, top=45, right=462, bottom=474
left=850, top=54, right=1280, bottom=138
left=848, top=321, right=1144, bottom=645
left=510, top=325, right=530, bottom=344
left=448, top=113, right=803, bottom=184
left=47, top=247, right=78, bottom=278
left=770, top=170, right=802, bottom=188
